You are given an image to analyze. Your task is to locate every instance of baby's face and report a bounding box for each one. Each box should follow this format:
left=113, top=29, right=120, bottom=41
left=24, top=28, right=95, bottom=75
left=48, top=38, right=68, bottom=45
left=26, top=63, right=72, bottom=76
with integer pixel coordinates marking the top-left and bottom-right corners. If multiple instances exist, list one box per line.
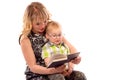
left=47, top=29, right=63, bottom=45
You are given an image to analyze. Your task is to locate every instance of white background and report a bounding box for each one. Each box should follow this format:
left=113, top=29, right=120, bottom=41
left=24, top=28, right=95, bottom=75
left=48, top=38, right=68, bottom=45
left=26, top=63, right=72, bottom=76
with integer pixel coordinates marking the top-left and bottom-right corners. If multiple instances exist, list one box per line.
left=0, top=0, right=120, bottom=80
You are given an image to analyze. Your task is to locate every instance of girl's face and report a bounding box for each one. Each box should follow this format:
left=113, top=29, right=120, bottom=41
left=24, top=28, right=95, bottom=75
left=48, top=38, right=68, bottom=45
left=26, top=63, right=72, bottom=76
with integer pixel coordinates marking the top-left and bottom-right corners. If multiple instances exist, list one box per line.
left=32, top=20, right=47, bottom=34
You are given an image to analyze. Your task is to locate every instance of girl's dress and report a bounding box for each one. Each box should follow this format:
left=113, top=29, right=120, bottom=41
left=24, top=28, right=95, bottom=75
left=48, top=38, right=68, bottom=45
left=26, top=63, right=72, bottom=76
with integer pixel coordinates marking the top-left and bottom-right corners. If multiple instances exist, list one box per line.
left=19, top=32, right=87, bottom=80
left=23, top=32, right=49, bottom=80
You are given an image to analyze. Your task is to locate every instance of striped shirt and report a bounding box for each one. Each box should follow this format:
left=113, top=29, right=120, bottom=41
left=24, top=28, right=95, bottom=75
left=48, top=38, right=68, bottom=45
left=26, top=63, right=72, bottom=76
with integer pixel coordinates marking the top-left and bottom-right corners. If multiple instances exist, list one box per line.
left=42, top=41, right=70, bottom=59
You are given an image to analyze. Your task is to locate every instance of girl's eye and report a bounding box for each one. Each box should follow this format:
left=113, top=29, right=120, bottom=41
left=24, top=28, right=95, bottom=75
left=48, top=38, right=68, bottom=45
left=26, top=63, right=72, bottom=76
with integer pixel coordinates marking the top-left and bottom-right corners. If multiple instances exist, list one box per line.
left=36, top=21, right=47, bottom=26
left=36, top=22, right=40, bottom=25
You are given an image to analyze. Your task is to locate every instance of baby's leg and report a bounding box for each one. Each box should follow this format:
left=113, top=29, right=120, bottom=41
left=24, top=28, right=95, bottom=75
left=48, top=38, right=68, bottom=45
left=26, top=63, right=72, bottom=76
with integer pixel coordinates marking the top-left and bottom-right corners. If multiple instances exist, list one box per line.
left=48, top=74, right=65, bottom=80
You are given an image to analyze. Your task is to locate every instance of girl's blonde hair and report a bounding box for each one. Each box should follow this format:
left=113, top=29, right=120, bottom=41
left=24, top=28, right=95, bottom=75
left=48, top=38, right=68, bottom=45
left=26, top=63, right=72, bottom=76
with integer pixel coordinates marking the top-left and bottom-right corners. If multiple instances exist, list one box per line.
left=22, top=2, right=51, bottom=36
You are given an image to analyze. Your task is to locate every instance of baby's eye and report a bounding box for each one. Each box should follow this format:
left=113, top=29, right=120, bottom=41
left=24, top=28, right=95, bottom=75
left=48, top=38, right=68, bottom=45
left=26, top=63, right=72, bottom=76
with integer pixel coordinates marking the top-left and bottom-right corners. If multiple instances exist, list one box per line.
left=52, top=35, right=57, bottom=37
left=58, top=34, right=62, bottom=37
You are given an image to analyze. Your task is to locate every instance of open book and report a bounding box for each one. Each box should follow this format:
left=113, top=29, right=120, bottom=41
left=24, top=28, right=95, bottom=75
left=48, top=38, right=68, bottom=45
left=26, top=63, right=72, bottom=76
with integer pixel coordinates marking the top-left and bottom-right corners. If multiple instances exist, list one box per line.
left=47, top=52, right=80, bottom=68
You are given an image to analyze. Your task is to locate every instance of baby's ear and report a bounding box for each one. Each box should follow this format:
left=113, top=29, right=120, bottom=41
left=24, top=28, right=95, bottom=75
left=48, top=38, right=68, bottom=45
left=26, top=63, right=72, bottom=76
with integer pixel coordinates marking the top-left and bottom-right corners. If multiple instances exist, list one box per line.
left=45, top=33, right=49, bottom=39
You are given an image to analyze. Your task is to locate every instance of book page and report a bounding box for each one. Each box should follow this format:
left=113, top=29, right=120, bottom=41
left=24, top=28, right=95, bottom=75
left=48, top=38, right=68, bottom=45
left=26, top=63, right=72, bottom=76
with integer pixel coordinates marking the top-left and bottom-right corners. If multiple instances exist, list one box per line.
left=50, top=54, right=67, bottom=62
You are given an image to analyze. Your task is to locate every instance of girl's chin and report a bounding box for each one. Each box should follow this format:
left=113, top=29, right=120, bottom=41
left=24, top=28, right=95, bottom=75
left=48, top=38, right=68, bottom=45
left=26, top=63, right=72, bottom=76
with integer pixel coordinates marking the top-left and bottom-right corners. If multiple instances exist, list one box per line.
left=39, top=30, right=44, bottom=33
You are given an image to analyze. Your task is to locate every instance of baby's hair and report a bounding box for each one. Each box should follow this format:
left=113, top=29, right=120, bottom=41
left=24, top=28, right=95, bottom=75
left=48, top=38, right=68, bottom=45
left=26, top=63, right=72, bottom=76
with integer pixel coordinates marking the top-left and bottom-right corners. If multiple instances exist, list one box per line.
left=45, top=21, right=62, bottom=34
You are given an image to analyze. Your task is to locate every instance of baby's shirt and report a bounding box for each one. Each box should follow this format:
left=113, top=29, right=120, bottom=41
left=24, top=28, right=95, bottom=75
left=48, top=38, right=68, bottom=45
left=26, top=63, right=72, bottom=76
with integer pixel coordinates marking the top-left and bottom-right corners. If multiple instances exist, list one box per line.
left=42, top=41, right=70, bottom=59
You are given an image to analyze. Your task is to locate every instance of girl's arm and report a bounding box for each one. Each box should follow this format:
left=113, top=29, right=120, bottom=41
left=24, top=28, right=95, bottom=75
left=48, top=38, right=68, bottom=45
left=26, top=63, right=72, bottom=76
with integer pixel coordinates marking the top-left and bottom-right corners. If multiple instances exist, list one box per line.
left=62, top=36, right=77, bottom=53
left=20, top=35, right=65, bottom=74
left=63, top=36, right=81, bottom=64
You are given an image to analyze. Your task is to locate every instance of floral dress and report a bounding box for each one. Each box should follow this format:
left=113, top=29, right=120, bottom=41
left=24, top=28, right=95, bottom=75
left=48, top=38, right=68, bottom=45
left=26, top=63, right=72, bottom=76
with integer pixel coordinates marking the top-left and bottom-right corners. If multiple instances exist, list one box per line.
left=24, top=32, right=49, bottom=80
left=19, top=32, right=87, bottom=80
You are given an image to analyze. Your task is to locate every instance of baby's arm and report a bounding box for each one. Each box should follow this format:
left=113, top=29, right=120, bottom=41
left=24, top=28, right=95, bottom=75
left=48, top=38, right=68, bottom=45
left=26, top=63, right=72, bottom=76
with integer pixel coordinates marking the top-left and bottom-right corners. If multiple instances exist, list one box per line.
left=44, top=57, right=51, bottom=67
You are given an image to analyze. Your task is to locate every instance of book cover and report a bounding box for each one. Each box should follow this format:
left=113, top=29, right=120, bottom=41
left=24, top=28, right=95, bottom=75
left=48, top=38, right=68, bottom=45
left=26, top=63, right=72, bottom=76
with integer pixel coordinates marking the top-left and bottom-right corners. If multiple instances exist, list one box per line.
left=47, top=52, right=80, bottom=68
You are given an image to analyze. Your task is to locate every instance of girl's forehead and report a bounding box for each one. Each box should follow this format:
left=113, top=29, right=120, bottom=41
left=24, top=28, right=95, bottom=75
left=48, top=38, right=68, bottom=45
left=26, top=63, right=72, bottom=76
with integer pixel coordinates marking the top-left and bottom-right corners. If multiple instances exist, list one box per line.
left=32, top=18, right=46, bottom=23
left=32, top=14, right=47, bottom=22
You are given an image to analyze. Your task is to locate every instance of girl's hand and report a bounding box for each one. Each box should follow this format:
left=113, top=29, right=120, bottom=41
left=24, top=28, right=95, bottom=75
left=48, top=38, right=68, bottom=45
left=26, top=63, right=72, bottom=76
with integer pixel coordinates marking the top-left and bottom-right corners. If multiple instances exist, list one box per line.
left=49, top=64, right=66, bottom=74
left=71, top=56, right=81, bottom=64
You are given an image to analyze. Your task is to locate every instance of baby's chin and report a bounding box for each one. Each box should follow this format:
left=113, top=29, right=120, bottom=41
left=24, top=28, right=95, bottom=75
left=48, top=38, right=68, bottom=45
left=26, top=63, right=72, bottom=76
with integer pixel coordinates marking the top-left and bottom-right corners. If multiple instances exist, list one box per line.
left=55, top=42, right=61, bottom=45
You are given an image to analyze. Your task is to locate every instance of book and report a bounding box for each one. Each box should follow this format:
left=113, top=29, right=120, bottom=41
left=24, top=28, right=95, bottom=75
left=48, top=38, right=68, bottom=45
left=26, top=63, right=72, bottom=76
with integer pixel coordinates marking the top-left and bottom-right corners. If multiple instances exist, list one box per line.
left=47, top=52, right=80, bottom=68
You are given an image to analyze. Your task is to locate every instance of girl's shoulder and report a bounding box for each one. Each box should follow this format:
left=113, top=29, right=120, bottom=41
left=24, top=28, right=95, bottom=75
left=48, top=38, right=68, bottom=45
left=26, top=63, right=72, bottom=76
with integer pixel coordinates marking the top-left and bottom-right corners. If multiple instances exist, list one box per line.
left=19, top=34, right=29, bottom=45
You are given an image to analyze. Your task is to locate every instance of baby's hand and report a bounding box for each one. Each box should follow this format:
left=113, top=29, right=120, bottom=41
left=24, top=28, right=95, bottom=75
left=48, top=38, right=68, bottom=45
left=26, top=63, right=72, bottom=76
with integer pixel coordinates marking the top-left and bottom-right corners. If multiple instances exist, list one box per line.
left=62, top=70, right=69, bottom=76
left=62, top=66, right=73, bottom=76
left=55, top=65, right=66, bottom=73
